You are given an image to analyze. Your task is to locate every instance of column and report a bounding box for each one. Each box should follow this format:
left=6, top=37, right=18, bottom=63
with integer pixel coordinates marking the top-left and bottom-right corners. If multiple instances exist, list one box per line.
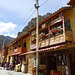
left=61, top=13, right=65, bottom=41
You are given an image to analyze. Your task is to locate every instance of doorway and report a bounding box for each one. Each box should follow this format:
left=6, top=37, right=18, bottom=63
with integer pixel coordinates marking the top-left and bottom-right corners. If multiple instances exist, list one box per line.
left=70, top=54, right=75, bottom=75
left=46, top=56, right=56, bottom=75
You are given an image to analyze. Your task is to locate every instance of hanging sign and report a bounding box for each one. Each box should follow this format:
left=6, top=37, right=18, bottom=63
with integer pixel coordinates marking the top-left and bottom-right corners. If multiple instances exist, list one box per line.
left=42, top=24, right=46, bottom=29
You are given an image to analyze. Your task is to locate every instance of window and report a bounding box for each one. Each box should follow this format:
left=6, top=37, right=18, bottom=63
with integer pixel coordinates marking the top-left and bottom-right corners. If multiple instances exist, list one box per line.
left=24, top=42, right=26, bottom=47
left=57, top=54, right=67, bottom=66
left=34, top=57, right=36, bottom=67
left=19, top=45, right=21, bottom=47
left=65, top=19, right=71, bottom=29
left=40, top=56, right=46, bottom=65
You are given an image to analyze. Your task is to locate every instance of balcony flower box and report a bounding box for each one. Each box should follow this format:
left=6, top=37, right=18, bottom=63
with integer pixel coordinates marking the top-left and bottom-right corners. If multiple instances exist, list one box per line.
left=32, top=39, right=36, bottom=42
left=52, top=28, right=59, bottom=34
left=39, top=32, right=46, bottom=40
left=31, top=37, right=36, bottom=42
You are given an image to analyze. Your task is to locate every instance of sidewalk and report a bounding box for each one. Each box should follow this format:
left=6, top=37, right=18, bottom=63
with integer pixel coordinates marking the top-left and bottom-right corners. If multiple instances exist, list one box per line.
left=0, top=67, right=32, bottom=75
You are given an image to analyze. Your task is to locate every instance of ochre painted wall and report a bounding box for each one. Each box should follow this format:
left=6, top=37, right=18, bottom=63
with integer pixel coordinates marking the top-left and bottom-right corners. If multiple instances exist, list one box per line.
left=64, top=7, right=75, bottom=42
left=26, top=36, right=30, bottom=52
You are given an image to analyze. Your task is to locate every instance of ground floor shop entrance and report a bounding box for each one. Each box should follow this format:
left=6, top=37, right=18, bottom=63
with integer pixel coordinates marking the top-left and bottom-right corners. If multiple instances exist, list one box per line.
left=39, top=49, right=75, bottom=75
left=46, top=56, right=56, bottom=75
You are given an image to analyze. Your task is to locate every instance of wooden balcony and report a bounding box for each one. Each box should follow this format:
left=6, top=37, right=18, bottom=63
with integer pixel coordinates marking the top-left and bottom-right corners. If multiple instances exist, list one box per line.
left=30, top=29, right=72, bottom=50
left=12, top=47, right=27, bottom=55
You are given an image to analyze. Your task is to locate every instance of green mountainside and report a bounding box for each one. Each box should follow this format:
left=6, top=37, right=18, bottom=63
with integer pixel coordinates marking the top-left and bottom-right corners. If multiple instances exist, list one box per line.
left=0, top=35, right=14, bottom=50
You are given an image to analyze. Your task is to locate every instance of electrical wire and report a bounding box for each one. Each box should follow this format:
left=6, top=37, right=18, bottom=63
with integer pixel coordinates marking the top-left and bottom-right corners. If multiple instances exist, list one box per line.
left=11, top=5, right=35, bottom=34
left=40, top=0, right=48, bottom=7
left=12, top=0, right=49, bottom=36
left=12, top=10, right=36, bottom=35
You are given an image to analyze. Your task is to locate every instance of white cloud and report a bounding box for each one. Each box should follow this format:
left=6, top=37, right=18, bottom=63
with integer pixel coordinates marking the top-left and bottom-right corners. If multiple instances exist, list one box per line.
left=0, top=21, right=16, bottom=38
left=4, top=33, right=16, bottom=38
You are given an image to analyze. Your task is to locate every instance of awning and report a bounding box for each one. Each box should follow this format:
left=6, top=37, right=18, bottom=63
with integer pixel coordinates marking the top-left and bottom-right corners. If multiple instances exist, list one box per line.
left=20, top=42, right=75, bottom=56
left=12, top=52, right=21, bottom=56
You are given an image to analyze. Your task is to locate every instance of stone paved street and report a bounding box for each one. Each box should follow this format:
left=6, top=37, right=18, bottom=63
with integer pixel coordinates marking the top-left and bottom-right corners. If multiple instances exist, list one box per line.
left=0, top=67, right=32, bottom=75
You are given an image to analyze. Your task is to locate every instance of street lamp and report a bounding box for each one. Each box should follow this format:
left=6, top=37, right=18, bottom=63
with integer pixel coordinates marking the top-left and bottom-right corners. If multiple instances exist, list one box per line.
left=34, top=0, right=39, bottom=75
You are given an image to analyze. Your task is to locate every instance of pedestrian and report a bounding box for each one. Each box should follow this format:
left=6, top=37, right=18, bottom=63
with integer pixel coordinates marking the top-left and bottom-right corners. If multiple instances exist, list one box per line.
left=3, top=62, right=6, bottom=69
left=10, top=60, right=15, bottom=70
left=5, top=62, right=7, bottom=70
left=6, top=62, right=9, bottom=70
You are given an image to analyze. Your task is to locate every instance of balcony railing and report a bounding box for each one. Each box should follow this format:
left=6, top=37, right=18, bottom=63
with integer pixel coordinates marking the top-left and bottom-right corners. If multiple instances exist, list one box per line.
left=12, top=47, right=27, bottom=55
left=30, top=28, right=72, bottom=50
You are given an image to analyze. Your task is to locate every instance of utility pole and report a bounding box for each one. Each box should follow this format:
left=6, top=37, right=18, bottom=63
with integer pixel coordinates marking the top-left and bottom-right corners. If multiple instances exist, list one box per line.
left=34, top=0, right=39, bottom=75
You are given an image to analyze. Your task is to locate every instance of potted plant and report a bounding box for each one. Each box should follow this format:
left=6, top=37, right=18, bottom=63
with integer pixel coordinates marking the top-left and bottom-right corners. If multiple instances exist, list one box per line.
left=39, top=32, right=46, bottom=39
left=31, top=37, right=36, bottom=42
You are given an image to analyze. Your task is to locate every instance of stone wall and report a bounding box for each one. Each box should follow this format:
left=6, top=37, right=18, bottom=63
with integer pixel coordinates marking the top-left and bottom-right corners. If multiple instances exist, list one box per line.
left=28, top=54, right=35, bottom=74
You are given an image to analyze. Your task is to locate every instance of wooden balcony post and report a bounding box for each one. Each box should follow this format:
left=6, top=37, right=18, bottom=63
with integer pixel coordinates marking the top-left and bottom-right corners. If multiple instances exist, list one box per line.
left=48, top=22, right=50, bottom=35
left=66, top=50, right=71, bottom=75
left=48, top=22, right=50, bottom=45
left=61, top=13, right=65, bottom=41
left=22, top=39, right=23, bottom=47
left=30, top=33, right=32, bottom=49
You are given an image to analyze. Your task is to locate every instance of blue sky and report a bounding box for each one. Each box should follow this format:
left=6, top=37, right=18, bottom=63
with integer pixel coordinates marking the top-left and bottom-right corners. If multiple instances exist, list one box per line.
left=0, top=0, right=70, bottom=38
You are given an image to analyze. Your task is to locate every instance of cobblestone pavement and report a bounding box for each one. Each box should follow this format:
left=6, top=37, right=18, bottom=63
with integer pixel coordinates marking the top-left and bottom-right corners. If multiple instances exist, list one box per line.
left=0, top=67, right=32, bottom=75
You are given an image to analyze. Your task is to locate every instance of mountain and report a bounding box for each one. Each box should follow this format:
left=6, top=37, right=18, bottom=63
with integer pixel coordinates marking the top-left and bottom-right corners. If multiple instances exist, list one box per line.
left=0, top=35, right=14, bottom=50
left=18, top=13, right=52, bottom=36
left=5, top=36, right=14, bottom=40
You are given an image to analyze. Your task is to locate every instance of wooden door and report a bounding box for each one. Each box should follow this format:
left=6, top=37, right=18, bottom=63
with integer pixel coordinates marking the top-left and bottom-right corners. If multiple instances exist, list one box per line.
left=46, top=56, right=53, bottom=75
left=46, top=56, right=56, bottom=75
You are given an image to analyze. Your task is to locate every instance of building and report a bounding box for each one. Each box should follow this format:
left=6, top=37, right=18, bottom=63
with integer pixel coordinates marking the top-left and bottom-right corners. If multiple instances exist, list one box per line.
left=23, top=0, right=75, bottom=75
left=6, top=32, right=30, bottom=72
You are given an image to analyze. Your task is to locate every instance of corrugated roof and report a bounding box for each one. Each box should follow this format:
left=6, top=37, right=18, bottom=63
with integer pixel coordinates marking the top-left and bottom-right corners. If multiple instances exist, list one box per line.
left=68, top=0, right=75, bottom=5
left=20, top=42, right=75, bottom=55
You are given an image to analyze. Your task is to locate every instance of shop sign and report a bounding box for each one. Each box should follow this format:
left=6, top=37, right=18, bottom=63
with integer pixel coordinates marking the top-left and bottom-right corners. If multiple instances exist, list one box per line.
left=14, top=49, right=17, bottom=52
left=30, top=44, right=36, bottom=50
left=42, top=24, right=46, bottom=29
left=50, top=17, right=62, bottom=25
left=30, top=43, right=40, bottom=50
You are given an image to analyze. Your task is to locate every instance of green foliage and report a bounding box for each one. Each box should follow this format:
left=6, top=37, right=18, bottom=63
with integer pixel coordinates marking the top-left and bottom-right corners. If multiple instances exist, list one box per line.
left=0, top=35, right=14, bottom=50
left=31, top=37, right=36, bottom=41
left=39, top=32, right=45, bottom=37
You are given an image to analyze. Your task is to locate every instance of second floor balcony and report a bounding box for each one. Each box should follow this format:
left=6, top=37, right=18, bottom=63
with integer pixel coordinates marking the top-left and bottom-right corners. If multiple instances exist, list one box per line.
left=30, top=28, right=72, bottom=50
left=12, top=47, right=27, bottom=55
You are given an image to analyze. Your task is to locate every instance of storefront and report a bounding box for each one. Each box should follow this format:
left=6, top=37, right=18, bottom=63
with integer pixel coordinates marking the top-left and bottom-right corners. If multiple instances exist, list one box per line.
left=38, top=47, right=75, bottom=75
